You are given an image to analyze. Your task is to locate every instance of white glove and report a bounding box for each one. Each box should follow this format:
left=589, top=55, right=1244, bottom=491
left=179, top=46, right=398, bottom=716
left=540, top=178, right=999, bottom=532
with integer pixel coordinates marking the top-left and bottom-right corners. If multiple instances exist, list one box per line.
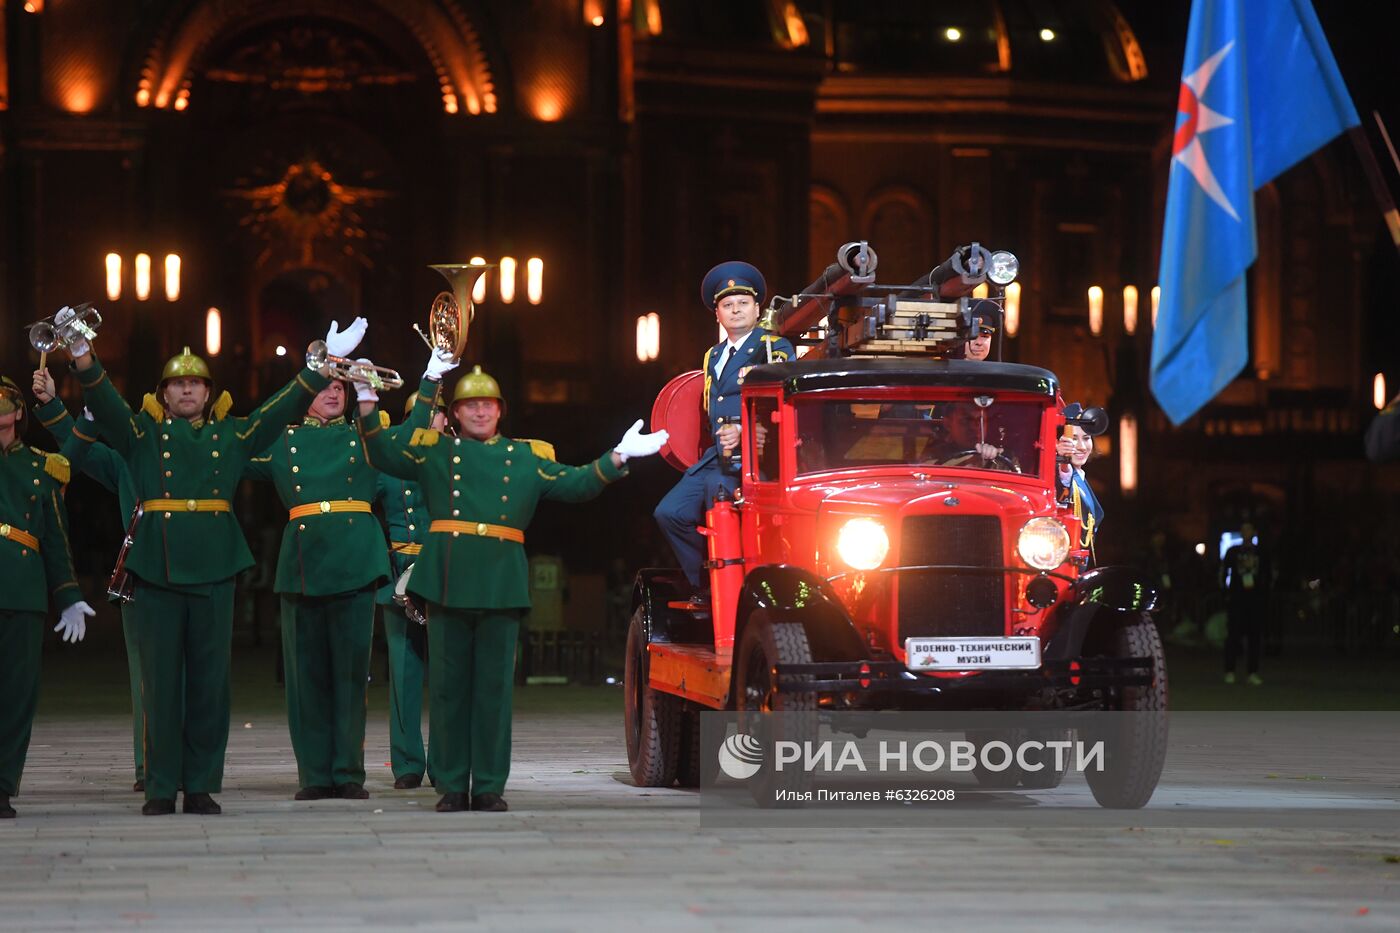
left=68, top=338, right=92, bottom=360
left=55, top=601, right=95, bottom=644
left=81, top=407, right=95, bottom=422
left=614, top=419, right=669, bottom=463
left=423, top=348, right=457, bottom=381
left=354, top=359, right=379, bottom=404
left=325, top=317, right=369, bottom=359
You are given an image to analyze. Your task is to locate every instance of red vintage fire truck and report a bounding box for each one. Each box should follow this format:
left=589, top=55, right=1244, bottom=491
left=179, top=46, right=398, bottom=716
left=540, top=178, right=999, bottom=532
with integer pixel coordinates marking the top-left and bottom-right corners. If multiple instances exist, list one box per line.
left=625, top=243, right=1166, bottom=808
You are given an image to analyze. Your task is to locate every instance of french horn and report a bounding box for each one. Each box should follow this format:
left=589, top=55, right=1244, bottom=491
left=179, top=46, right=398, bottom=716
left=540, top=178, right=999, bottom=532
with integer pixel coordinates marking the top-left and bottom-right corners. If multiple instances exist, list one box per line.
left=415, top=263, right=493, bottom=363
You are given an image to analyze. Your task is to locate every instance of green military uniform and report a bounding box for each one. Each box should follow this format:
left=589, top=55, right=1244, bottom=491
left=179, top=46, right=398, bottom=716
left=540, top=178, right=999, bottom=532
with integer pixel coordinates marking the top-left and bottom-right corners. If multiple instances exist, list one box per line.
left=358, top=413, right=626, bottom=799
left=245, top=377, right=437, bottom=793
left=33, top=398, right=145, bottom=786
left=1, top=429, right=82, bottom=804
left=374, top=382, right=440, bottom=785
left=76, top=355, right=329, bottom=805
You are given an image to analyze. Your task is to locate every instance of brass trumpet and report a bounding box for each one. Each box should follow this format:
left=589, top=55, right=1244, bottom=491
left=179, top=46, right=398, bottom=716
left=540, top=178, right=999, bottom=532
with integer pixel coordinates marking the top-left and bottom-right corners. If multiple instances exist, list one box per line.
left=305, top=341, right=404, bottom=390
left=414, top=263, right=493, bottom=363
left=28, top=303, right=102, bottom=353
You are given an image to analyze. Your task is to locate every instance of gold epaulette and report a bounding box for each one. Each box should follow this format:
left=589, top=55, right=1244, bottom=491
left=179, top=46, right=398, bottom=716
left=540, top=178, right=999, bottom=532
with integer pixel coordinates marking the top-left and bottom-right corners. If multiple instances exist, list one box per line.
left=379, top=410, right=391, bottom=429
left=142, top=394, right=164, bottom=420
left=211, top=391, right=233, bottom=421
left=522, top=438, right=555, bottom=461
left=41, top=451, right=71, bottom=485
left=410, top=428, right=439, bottom=447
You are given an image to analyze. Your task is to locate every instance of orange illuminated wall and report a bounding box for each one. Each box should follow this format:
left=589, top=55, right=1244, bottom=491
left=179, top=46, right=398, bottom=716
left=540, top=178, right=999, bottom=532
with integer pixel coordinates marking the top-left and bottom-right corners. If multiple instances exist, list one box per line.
left=0, top=12, right=8, bottom=110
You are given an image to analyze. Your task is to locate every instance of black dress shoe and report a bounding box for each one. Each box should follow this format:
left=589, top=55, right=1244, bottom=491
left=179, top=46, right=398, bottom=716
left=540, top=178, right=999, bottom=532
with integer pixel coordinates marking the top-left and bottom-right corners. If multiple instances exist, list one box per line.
left=686, top=593, right=711, bottom=609
left=393, top=774, right=423, bottom=790
left=294, top=785, right=335, bottom=801
left=470, top=792, right=509, bottom=812
left=335, top=783, right=369, bottom=800
left=182, top=793, right=222, bottom=815
left=435, top=792, right=469, bottom=812
left=132, top=779, right=145, bottom=793
left=0, top=794, right=15, bottom=819
left=142, top=798, right=176, bottom=816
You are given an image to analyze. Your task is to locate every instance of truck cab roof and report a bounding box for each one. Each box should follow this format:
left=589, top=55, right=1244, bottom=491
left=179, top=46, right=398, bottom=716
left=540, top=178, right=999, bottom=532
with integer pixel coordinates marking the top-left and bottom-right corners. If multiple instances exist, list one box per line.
left=742, top=358, right=1060, bottom=398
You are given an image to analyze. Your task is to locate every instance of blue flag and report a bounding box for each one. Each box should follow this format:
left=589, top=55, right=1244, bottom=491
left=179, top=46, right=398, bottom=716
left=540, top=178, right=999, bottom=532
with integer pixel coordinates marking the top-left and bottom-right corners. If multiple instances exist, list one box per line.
left=1151, top=0, right=1359, bottom=425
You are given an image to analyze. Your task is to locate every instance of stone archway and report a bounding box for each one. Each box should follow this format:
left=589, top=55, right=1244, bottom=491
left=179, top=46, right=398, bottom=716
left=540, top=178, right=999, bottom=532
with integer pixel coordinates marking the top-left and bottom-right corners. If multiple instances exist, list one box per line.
left=131, top=0, right=500, bottom=115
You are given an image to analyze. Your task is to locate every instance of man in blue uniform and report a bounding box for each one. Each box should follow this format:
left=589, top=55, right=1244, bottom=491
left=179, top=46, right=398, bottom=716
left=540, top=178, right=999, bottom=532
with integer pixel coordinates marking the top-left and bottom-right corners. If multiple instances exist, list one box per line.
left=653, top=261, right=794, bottom=603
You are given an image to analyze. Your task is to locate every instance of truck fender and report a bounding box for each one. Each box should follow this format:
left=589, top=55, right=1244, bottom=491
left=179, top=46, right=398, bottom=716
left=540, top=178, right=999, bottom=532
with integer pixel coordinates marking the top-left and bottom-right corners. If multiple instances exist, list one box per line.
left=1072, top=566, right=1159, bottom=613
left=733, top=565, right=866, bottom=662
left=1045, top=566, right=1158, bottom=661
left=631, top=568, right=713, bottom=645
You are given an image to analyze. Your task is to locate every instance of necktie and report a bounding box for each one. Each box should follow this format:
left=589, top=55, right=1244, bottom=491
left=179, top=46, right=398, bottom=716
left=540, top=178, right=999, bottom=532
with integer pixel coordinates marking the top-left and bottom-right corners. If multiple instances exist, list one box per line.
left=717, top=344, right=735, bottom=378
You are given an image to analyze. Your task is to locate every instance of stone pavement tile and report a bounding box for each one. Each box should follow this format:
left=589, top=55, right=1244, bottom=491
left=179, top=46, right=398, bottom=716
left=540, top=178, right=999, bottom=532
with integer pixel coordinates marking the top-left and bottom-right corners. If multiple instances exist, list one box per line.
left=3, top=712, right=1398, bottom=932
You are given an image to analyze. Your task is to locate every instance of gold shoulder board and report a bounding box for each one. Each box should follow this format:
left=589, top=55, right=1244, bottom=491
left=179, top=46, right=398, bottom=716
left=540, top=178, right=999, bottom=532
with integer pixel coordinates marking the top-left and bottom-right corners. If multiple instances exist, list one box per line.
left=42, top=451, right=71, bottom=485
left=211, top=391, right=233, bottom=421
left=521, top=438, right=556, bottom=461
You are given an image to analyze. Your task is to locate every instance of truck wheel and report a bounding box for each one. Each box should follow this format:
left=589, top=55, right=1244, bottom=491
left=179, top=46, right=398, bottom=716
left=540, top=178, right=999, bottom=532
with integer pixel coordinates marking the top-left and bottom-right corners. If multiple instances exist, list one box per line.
left=968, top=730, right=1024, bottom=789
left=1017, top=728, right=1070, bottom=790
left=624, top=607, right=680, bottom=787
left=676, top=703, right=703, bottom=789
left=733, top=613, right=817, bottom=807
left=1085, top=615, right=1168, bottom=809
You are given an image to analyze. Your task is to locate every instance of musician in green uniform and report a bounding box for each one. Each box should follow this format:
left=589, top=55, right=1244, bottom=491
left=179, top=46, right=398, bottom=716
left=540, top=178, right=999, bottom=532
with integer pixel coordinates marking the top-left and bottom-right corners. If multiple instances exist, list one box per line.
left=0, top=375, right=94, bottom=820
left=356, top=366, right=667, bottom=812
left=31, top=368, right=146, bottom=792
left=375, top=389, right=449, bottom=790
left=245, top=347, right=454, bottom=801
left=69, top=319, right=364, bottom=815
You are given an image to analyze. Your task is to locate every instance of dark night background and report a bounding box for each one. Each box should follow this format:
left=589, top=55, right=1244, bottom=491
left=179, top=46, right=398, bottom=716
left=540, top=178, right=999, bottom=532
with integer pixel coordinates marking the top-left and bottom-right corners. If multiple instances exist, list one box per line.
left=2, top=1, right=1398, bottom=675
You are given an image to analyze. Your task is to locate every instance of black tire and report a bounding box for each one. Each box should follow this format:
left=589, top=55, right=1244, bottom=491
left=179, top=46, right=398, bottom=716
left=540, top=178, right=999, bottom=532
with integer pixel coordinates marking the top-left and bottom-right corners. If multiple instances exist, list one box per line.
left=676, top=703, right=703, bottom=789
left=1017, top=728, right=1070, bottom=790
left=1085, top=616, right=1169, bottom=809
left=732, top=613, right=817, bottom=807
left=624, top=607, right=681, bottom=787
left=968, top=730, right=1024, bottom=789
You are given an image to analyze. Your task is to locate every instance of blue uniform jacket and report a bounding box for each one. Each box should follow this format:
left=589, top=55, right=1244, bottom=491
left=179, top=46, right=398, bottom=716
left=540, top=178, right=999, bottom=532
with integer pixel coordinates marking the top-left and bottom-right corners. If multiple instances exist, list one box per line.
left=688, top=328, right=793, bottom=476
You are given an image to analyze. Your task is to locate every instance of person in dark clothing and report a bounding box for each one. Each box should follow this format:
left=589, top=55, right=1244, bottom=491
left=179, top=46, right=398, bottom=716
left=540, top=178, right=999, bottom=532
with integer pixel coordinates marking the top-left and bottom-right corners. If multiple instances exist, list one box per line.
left=1221, top=522, right=1269, bottom=685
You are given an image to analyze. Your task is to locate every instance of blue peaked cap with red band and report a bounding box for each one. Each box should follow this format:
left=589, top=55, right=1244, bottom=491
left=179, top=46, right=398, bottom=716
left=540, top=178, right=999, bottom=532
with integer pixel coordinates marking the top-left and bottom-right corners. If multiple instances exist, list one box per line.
left=701, top=261, right=766, bottom=310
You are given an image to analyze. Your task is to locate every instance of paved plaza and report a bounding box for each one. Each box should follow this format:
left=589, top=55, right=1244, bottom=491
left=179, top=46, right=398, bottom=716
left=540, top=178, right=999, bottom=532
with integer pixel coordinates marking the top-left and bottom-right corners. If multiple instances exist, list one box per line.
left=2, top=688, right=1398, bottom=932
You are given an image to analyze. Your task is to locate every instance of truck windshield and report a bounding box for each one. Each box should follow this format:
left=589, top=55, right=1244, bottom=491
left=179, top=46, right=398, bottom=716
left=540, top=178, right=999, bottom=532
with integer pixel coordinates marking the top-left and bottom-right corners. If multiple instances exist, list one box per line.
left=793, top=397, right=1045, bottom=476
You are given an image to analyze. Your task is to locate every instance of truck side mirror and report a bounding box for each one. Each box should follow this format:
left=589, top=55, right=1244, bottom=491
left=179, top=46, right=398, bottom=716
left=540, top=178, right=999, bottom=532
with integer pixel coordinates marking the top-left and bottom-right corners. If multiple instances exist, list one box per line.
left=1071, top=407, right=1110, bottom=437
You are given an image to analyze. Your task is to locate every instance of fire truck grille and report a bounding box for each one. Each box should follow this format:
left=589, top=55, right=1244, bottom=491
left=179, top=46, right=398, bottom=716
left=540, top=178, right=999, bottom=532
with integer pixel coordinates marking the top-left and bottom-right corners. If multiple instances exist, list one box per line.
left=896, top=515, right=1005, bottom=641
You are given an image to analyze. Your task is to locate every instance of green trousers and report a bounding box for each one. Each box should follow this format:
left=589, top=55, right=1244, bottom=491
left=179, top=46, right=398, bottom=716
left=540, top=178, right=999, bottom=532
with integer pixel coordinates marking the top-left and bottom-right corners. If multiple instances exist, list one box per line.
left=0, top=610, right=44, bottom=797
left=427, top=606, right=520, bottom=796
left=120, top=602, right=144, bottom=782
left=281, top=589, right=375, bottom=789
left=131, top=578, right=235, bottom=802
left=383, top=603, right=430, bottom=781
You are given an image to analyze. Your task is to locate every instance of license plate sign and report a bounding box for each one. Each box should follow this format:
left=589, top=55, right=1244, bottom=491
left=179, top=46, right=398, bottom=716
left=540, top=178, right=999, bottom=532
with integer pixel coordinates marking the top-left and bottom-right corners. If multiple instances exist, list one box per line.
left=904, top=636, right=1041, bottom=671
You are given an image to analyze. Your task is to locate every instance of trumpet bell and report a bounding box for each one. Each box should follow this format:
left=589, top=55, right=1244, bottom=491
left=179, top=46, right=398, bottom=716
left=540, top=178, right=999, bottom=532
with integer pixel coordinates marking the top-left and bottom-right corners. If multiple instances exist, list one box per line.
left=29, top=321, right=60, bottom=353
left=426, top=263, right=493, bottom=362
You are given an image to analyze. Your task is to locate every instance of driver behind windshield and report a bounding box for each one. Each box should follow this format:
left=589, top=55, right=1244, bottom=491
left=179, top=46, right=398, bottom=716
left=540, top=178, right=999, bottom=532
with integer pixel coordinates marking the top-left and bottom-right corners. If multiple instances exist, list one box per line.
left=926, top=402, right=1015, bottom=468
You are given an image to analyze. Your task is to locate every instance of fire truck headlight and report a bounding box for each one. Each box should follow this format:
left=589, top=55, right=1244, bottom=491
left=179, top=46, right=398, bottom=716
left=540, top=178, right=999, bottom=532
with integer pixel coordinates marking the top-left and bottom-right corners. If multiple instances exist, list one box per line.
left=988, top=250, right=1019, bottom=285
left=836, top=518, right=889, bottom=571
left=1018, top=517, right=1070, bottom=570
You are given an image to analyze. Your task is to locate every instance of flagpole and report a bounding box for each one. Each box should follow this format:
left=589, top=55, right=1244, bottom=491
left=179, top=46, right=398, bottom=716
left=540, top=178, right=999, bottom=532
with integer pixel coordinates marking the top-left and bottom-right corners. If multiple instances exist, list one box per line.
left=1373, top=111, right=1400, bottom=181
left=1346, top=123, right=1400, bottom=253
